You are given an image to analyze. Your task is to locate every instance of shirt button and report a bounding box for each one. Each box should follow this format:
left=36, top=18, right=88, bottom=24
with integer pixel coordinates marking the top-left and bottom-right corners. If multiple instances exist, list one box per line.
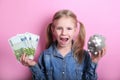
left=63, top=71, right=64, bottom=74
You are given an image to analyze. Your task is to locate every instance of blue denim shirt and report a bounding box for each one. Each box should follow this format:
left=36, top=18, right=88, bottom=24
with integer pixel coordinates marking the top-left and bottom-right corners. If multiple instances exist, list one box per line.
left=30, top=42, right=97, bottom=80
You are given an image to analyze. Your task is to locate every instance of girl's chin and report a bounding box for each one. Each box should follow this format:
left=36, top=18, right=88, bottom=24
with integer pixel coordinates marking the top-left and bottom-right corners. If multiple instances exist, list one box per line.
left=58, top=42, right=70, bottom=47
left=59, top=41, right=67, bottom=45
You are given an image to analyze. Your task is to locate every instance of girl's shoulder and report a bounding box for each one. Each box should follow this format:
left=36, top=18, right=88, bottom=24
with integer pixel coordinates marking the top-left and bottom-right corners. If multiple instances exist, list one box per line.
left=83, top=49, right=91, bottom=59
left=42, top=43, right=55, bottom=55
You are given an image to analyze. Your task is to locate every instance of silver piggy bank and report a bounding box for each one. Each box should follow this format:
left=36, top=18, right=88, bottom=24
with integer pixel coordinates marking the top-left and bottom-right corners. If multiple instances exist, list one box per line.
left=87, top=34, right=105, bottom=55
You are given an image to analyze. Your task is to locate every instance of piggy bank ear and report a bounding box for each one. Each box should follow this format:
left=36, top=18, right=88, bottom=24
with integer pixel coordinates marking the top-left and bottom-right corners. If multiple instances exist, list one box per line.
left=87, top=34, right=106, bottom=56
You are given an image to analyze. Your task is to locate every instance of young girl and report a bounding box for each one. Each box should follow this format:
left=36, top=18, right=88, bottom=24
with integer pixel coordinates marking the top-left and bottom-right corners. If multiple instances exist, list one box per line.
left=20, top=9, right=106, bottom=80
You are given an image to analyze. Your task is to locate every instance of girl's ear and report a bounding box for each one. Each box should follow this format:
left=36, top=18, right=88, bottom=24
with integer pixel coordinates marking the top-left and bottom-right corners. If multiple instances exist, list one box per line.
left=74, top=26, right=77, bottom=33
left=51, top=26, right=54, bottom=33
left=51, top=26, right=56, bottom=41
left=75, top=26, right=77, bottom=31
left=51, top=26, right=56, bottom=36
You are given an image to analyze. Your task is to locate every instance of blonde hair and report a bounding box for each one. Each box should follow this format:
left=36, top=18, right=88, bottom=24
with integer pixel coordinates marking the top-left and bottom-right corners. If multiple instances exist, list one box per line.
left=46, top=9, right=86, bottom=62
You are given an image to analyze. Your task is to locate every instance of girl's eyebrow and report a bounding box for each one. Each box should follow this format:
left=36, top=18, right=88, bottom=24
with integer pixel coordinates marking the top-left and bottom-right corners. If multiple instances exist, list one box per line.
left=56, top=26, right=62, bottom=28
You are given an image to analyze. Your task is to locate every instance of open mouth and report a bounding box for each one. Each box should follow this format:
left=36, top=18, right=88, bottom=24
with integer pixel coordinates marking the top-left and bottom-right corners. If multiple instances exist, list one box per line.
left=60, top=38, right=69, bottom=41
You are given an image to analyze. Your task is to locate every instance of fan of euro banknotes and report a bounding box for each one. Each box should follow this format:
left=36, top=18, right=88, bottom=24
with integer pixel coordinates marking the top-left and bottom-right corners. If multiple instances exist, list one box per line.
left=8, top=32, right=40, bottom=61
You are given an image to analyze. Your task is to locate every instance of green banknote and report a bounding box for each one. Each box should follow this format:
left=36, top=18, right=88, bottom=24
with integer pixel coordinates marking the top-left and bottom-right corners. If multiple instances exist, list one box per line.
left=9, top=32, right=39, bottom=61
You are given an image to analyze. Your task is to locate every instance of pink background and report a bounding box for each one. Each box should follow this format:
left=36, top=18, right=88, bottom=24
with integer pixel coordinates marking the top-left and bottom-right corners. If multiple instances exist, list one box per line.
left=0, top=0, right=120, bottom=80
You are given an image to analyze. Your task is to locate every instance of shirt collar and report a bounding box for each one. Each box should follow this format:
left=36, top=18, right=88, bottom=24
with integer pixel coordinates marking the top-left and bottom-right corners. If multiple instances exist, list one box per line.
left=52, top=41, right=73, bottom=58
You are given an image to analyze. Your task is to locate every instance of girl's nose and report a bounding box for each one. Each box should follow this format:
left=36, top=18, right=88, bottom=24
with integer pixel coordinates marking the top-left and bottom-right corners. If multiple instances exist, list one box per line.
left=61, top=29, right=67, bottom=35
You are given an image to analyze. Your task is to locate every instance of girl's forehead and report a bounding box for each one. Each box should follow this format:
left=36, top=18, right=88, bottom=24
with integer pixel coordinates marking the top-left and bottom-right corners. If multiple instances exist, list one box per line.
left=53, top=17, right=76, bottom=25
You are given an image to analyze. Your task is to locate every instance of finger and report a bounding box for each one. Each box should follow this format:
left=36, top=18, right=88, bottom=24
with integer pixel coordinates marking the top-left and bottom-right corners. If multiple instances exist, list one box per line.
left=20, top=53, right=24, bottom=64
left=21, top=53, right=28, bottom=65
left=102, top=48, right=106, bottom=56
left=101, top=50, right=104, bottom=57
left=19, top=55, right=23, bottom=62
left=24, top=56, right=29, bottom=64
left=23, top=53, right=27, bottom=62
left=98, top=50, right=101, bottom=57
left=99, top=48, right=106, bottom=57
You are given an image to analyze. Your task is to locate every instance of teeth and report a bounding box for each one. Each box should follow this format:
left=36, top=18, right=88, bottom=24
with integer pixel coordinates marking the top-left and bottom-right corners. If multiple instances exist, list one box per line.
left=61, top=38, right=68, bottom=41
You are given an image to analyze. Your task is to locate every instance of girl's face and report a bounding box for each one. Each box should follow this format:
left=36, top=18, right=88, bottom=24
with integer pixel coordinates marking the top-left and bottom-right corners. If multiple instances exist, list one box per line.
left=52, top=17, right=77, bottom=47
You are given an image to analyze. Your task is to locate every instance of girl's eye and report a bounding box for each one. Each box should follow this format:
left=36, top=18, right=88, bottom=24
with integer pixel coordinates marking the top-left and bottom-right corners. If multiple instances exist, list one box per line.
left=67, top=27, right=72, bottom=30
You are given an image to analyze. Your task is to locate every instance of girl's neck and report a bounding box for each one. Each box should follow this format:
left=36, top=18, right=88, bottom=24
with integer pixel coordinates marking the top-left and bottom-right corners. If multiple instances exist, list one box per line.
left=57, top=43, right=72, bottom=57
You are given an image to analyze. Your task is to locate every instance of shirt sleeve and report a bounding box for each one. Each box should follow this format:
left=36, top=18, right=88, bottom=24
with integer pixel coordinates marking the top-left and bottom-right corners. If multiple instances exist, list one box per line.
left=29, top=53, right=46, bottom=80
left=82, top=51, right=98, bottom=80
